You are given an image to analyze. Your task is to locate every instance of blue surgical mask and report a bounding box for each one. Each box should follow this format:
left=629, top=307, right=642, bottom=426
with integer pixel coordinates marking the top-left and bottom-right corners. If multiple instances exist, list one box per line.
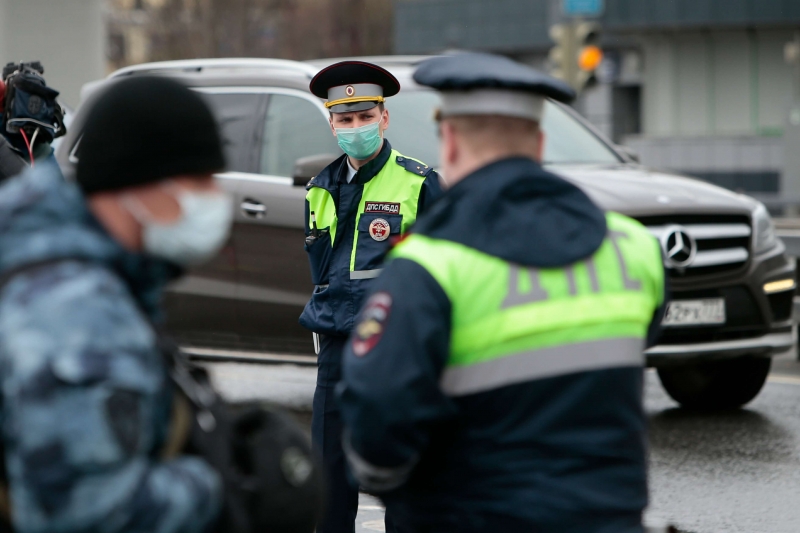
left=335, top=121, right=383, bottom=160
left=125, top=184, right=234, bottom=267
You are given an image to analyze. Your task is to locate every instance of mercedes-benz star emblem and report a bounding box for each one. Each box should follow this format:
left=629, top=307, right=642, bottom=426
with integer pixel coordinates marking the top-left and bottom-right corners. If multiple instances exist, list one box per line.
left=661, top=225, right=697, bottom=268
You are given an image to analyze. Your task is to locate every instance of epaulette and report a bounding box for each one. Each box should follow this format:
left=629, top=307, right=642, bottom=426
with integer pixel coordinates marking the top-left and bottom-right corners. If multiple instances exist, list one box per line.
left=396, top=155, right=433, bottom=177
left=305, top=176, right=316, bottom=191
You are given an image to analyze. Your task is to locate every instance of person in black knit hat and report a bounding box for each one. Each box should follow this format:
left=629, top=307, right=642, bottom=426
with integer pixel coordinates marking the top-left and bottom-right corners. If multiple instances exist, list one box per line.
left=0, top=76, right=318, bottom=533
left=0, top=74, right=322, bottom=533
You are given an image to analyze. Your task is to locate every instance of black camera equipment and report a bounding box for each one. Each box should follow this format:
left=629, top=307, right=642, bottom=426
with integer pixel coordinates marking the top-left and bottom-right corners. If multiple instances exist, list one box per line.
left=1, top=61, right=66, bottom=161
left=1, top=61, right=44, bottom=81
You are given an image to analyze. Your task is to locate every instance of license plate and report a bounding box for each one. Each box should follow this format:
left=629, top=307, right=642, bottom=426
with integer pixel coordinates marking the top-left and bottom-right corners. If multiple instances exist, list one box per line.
left=662, top=299, right=725, bottom=326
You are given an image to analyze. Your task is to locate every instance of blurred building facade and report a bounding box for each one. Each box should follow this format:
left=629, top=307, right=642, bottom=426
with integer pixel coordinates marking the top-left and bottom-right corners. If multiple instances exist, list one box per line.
left=106, top=0, right=393, bottom=73
left=106, top=0, right=164, bottom=71
left=395, top=0, right=800, bottom=194
left=0, top=0, right=105, bottom=107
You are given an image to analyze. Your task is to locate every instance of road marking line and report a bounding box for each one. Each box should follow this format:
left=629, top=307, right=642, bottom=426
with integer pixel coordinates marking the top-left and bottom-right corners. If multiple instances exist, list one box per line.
left=358, top=506, right=384, bottom=511
left=768, top=374, right=800, bottom=385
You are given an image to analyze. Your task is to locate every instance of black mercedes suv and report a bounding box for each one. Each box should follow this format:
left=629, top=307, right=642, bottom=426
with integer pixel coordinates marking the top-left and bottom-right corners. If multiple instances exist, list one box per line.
left=56, top=56, right=796, bottom=410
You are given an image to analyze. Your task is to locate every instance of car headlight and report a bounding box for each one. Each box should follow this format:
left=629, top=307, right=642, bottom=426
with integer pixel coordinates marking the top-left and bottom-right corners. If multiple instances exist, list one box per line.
left=752, top=202, right=778, bottom=254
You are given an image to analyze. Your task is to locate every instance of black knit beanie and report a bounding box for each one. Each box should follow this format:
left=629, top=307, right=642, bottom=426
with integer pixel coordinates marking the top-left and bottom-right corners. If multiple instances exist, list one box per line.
left=76, top=76, right=225, bottom=194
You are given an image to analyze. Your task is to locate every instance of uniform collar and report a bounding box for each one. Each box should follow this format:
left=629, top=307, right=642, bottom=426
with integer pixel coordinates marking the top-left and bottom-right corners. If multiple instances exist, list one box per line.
left=413, top=157, right=607, bottom=268
left=308, top=139, right=393, bottom=191
left=344, top=138, right=393, bottom=185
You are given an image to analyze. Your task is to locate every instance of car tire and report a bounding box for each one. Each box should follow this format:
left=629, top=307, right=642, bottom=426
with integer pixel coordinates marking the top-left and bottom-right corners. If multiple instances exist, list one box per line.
left=656, top=356, right=772, bottom=410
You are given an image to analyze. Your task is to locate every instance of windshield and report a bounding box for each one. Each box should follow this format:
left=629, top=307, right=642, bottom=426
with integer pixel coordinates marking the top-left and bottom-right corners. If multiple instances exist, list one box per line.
left=384, top=89, right=621, bottom=167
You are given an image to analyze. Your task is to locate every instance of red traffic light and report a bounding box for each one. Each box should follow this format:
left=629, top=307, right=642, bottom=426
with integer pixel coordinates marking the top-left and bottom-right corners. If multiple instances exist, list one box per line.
left=579, top=45, right=603, bottom=72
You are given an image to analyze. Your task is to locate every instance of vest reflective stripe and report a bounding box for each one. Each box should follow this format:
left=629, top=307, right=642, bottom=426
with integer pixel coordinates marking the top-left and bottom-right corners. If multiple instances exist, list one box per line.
left=440, top=337, right=645, bottom=397
left=306, top=187, right=338, bottom=244
left=350, top=269, right=383, bottom=280
left=390, top=211, right=664, bottom=394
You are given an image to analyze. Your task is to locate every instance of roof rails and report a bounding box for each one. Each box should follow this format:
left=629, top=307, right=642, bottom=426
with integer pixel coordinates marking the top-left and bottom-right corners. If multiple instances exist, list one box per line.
left=304, top=55, right=432, bottom=68
left=109, top=58, right=318, bottom=79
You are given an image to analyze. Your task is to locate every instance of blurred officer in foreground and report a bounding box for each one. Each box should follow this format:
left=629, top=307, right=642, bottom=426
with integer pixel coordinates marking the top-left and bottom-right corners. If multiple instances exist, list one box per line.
left=339, top=52, right=667, bottom=533
left=300, top=61, right=442, bottom=533
left=0, top=77, right=229, bottom=532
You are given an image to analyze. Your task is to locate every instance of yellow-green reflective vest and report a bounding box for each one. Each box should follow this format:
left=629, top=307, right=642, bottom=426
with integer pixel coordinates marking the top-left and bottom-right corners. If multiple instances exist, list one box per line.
left=390, top=211, right=665, bottom=396
left=306, top=149, right=430, bottom=280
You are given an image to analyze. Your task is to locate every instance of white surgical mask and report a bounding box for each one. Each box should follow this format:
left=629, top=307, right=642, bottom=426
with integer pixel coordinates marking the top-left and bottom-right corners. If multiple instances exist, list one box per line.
left=124, top=184, right=234, bottom=267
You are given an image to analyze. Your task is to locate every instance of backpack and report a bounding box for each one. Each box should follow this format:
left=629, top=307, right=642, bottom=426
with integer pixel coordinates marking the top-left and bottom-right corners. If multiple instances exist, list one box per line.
left=159, top=335, right=324, bottom=533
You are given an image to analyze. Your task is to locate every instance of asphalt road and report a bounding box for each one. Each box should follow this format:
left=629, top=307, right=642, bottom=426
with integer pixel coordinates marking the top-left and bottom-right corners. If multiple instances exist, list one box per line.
left=205, top=352, right=800, bottom=533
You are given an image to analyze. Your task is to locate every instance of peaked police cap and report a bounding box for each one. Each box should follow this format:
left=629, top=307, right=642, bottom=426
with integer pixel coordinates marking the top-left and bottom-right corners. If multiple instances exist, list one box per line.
left=413, top=52, right=576, bottom=121
left=310, top=61, right=400, bottom=113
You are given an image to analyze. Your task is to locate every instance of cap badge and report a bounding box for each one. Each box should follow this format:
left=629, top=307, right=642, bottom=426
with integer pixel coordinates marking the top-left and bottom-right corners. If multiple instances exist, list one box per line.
left=368, top=218, right=391, bottom=241
left=345, top=85, right=355, bottom=97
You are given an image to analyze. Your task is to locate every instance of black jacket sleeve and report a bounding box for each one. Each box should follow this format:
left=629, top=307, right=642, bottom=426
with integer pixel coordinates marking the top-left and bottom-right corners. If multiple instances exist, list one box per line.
left=417, top=170, right=444, bottom=215
left=0, top=136, right=25, bottom=182
left=646, top=265, right=669, bottom=348
left=337, top=257, right=458, bottom=492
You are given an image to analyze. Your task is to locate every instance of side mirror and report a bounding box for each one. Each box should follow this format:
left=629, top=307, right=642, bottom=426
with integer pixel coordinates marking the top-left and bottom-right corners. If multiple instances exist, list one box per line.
left=615, top=145, right=640, bottom=163
left=293, top=154, right=338, bottom=187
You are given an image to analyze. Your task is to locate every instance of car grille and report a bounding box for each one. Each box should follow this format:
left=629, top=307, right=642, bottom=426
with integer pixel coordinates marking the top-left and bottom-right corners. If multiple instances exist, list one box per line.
left=635, top=214, right=751, bottom=279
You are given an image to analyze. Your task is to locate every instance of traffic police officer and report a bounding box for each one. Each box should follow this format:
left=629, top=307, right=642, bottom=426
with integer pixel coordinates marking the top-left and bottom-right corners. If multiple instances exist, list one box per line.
left=300, top=60, right=442, bottom=533
left=338, top=52, right=667, bottom=533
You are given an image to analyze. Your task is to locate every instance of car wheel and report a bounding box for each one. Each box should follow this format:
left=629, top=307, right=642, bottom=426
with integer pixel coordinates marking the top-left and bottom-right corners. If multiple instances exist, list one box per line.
left=656, top=356, right=772, bottom=410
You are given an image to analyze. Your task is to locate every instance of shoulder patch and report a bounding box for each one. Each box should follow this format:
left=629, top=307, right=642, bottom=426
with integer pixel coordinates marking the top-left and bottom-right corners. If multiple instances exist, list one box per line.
left=396, top=155, right=433, bottom=177
left=351, top=292, right=392, bottom=357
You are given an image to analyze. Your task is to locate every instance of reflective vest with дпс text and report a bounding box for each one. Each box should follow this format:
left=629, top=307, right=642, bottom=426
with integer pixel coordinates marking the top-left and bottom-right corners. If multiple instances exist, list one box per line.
left=390, top=212, right=665, bottom=394
left=301, top=149, right=437, bottom=336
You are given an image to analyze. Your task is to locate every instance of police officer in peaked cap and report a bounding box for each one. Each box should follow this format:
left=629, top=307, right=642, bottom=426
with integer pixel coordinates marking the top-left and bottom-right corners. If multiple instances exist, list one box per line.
left=338, top=52, right=667, bottom=533
left=301, top=60, right=443, bottom=533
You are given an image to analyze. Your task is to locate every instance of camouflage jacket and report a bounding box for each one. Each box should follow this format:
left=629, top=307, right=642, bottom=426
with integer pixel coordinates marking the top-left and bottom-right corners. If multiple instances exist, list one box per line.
left=0, top=161, right=221, bottom=532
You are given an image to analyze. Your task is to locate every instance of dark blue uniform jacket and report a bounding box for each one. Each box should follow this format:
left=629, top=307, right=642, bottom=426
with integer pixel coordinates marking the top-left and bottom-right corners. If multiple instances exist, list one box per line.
left=339, top=158, right=666, bottom=533
left=0, top=136, right=24, bottom=182
left=299, top=139, right=442, bottom=337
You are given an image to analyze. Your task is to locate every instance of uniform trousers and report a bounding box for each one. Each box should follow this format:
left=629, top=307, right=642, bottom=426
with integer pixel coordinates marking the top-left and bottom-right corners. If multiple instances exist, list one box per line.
left=312, top=334, right=410, bottom=533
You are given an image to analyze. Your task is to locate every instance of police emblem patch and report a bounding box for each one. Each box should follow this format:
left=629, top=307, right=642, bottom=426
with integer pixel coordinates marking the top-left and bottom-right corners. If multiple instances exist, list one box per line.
left=368, top=218, right=391, bottom=241
left=345, top=85, right=355, bottom=96
left=352, top=292, right=392, bottom=357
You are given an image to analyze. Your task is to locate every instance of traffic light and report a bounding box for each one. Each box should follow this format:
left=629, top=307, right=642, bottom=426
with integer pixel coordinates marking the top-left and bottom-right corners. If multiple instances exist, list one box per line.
left=574, top=21, right=602, bottom=90
left=548, top=23, right=578, bottom=90
left=548, top=21, right=603, bottom=93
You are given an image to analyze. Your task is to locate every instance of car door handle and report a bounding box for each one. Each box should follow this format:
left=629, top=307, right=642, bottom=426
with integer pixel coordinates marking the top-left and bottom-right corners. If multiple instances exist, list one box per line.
left=241, top=199, right=267, bottom=218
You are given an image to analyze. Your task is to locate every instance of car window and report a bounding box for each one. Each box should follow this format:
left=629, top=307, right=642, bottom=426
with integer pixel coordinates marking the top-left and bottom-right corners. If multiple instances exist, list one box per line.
left=383, top=89, right=621, bottom=166
left=540, top=103, right=621, bottom=165
left=260, top=94, right=341, bottom=177
left=201, top=92, right=264, bottom=173
left=384, top=91, right=442, bottom=167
